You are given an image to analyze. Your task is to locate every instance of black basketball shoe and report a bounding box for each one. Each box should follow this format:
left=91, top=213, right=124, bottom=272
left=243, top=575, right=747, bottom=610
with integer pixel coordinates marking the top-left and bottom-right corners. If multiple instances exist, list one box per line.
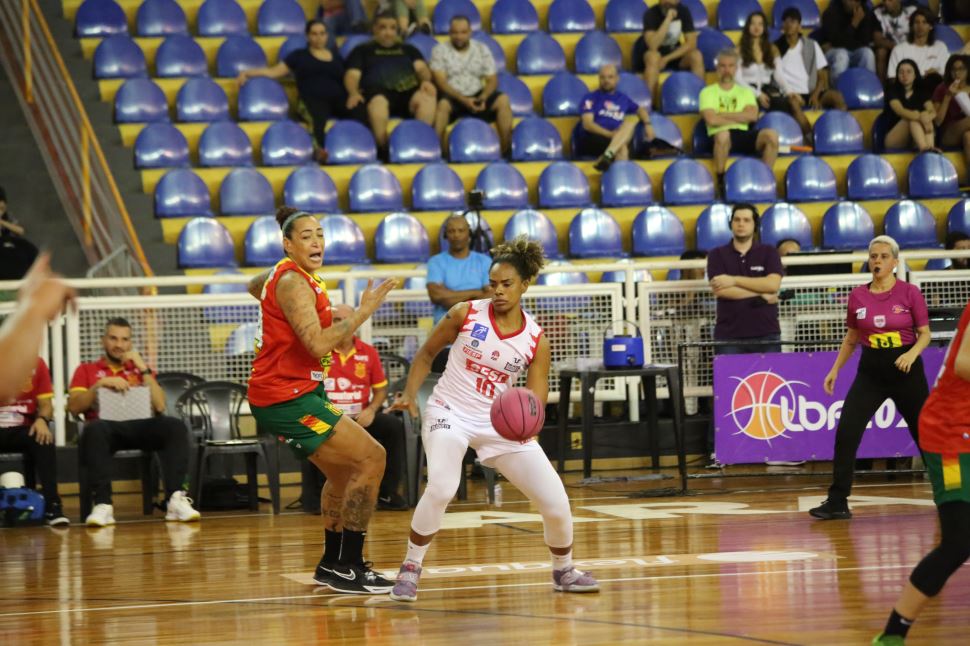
left=325, top=562, right=395, bottom=594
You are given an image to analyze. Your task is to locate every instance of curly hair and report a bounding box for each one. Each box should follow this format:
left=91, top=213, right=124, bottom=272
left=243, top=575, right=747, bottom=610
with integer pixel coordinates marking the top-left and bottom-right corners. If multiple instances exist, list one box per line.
left=739, top=11, right=775, bottom=69
left=275, top=206, right=314, bottom=239
left=490, top=236, right=546, bottom=282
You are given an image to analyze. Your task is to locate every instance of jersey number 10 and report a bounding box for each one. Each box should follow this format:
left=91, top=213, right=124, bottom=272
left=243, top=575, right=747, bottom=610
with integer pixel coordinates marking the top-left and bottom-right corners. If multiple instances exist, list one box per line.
left=475, top=377, right=497, bottom=399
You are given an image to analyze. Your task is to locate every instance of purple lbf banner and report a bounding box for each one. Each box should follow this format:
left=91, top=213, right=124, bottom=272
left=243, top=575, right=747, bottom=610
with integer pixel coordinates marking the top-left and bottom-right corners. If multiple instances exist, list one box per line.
left=712, top=348, right=945, bottom=465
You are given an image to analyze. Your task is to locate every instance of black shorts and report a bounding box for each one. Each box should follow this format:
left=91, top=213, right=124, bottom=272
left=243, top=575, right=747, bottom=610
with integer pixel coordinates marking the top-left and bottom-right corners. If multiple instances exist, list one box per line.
left=445, top=91, right=504, bottom=123
left=576, top=131, right=612, bottom=158
left=632, top=37, right=681, bottom=73
left=366, top=88, right=417, bottom=118
left=729, top=128, right=760, bottom=155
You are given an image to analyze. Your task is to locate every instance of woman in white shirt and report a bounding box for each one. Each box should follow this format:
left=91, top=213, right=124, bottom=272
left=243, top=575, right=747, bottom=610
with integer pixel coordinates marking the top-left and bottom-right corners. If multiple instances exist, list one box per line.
left=887, top=7, right=950, bottom=91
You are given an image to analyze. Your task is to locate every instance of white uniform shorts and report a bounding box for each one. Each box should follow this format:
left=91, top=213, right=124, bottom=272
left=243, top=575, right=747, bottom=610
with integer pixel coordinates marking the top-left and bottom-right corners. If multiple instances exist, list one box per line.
left=422, top=403, right=543, bottom=466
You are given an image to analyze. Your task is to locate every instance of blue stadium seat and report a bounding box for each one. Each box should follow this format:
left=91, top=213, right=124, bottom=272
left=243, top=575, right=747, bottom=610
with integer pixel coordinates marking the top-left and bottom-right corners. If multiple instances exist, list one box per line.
left=155, top=169, right=212, bottom=218
left=449, top=118, right=501, bottom=162
left=725, top=158, right=778, bottom=203
left=134, top=123, right=189, bottom=168
left=432, top=0, right=481, bottom=34
left=114, top=78, right=169, bottom=123
left=320, top=214, right=368, bottom=264
left=76, top=0, right=128, bottom=37
left=662, top=158, right=714, bottom=205
left=925, top=258, right=952, bottom=270
left=574, top=31, right=623, bottom=75
left=216, top=36, right=268, bottom=78
left=569, top=208, right=625, bottom=258
left=813, top=110, right=864, bottom=154
left=220, top=168, right=275, bottom=215
left=947, top=199, right=970, bottom=234
left=785, top=155, right=837, bottom=202
left=640, top=113, right=684, bottom=152
left=691, top=120, right=713, bottom=156
left=538, top=161, right=590, bottom=208
left=504, top=209, right=561, bottom=258
left=537, top=263, right=590, bottom=287
left=176, top=77, right=230, bottom=122
left=717, top=0, right=761, bottom=30
left=406, top=32, right=438, bottom=61
left=847, top=153, right=899, bottom=201
left=491, top=0, right=539, bottom=34
left=836, top=68, right=884, bottom=109
left=632, top=206, right=686, bottom=256
left=516, top=32, right=567, bottom=75
left=412, top=162, right=466, bottom=211
left=821, top=202, right=874, bottom=251
left=756, top=111, right=804, bottom=148
left=601, top=160, right=653, bottom=207
left=438, top=212, right=494, bottom=252
left=660, top=72, right=705, bottom=114
left=199, top=121, right=253, bottom=167
left=136, top=0, right=188, bottom=36
left=908, top=152, right=960, bottom=199
left=93, top=36, right=147, bottom=79
left=936, top=24, right=965, bottom=53
left=772, top=0, right=821, bottom=29
left=278, top=35, right=306, bottom=63
left=349, top=164, right=404, bottom=212
left=197, top=0, right=248, bottom=36
left=238, top=77, right=290, bottom=121
left=542, top=72, right=588, bottom=117
left=472, top=32, right=507, bottom=72
left=760, top=203, right=813, bottom=248
left=884, top=200, right=939, bottom=248
left=548, top=0, right=596, bottom=33
left=326, top=120, right=377, bottom=164
left=682, top=0, right=709, bottom=28
left=375, top=213, right=431, bottom=263
left=339, top=34, right=370, bottom=59
left=617, top=72, right=651, bottom=110
left=476, top=162, right=530, bottom=209
left=601, top=264, right=652, bottom=283
left=226, top=322, right=259, bottom=354
left=283, top=165, right=338, bottom=213
left=605, top=0, right=647, bottom=32
left=695, top=203, right=733, bottom=250
left=244, top=216, right=284, bottom=265
left=261, top=120, right=313, bottom=166
left=389, top=120, right=442, bottom=164
left=257, top=0, right=305, bottom=36
left=178, top=218, right=236, bottom=268
left=155, top=34, right=208, bottom=77
left=202, top=270, right=256, bottom=324
left=511, top=118, right=563, bottom=161
left=498, top=72, right=534, bottom=116
left=697, top=28, right=733, bottom=71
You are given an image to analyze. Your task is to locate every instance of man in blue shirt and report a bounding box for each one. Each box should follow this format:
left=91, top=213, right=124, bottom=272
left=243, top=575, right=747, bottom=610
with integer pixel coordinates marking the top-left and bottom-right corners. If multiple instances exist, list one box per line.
left=577, top=64, right=655, bottom=171
left=426, top=214, right=493, bottom=324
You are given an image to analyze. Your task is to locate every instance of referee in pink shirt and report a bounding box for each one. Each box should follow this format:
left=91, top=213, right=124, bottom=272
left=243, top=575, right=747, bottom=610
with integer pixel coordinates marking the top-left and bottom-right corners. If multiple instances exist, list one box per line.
left=811, top=235, right=932, bottom=520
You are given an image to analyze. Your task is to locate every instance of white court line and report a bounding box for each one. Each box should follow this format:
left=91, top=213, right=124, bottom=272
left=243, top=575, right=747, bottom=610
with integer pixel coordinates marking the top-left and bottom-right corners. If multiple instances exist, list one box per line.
left=0, top=561, right=928, bottom=619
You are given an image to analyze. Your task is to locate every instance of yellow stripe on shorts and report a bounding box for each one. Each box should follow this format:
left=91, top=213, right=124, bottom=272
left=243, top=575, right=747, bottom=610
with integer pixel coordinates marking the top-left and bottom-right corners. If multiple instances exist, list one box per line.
left=299, top=414, right=332, bottom=436
left=942, top=454, right=962, bottom=491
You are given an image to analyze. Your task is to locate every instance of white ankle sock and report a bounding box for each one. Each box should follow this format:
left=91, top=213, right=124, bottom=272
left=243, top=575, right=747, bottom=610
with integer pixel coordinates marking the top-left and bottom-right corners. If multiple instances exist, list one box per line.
left=551, top=550, right=572, bottom=571
left=405, top=539, right=430, bottom=566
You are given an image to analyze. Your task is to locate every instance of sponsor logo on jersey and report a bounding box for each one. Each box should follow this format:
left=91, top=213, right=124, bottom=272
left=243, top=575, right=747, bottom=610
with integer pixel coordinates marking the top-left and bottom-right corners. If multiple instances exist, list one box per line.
left=491, top=350, right=501, bottom=360
left=874, top=315, right=886, bottom=328
left=505, top=362, right=521, bottom=373
left=471, top=324, right=490, bottom=341
left=465, top=358, right=511, bottom=383
left=428, top=418, right=451, bottom=433
left=311, top=370, right=324, bottom=381
left=892, top=305, right=909, bottom=314
left=463, top=345, right=483, bottom=359
left=431, top=397, right=451, bottom=410
left=337, top=377, right=352, bottom=390
left=355, top=355, right=368, bottom=362
left=354, top=363, right=367, bottom=378
left=514, top=357, right=522, bottom=364
left=856, top=307, right=867, bottom=320
left=471, top=339, right=480, bottom=348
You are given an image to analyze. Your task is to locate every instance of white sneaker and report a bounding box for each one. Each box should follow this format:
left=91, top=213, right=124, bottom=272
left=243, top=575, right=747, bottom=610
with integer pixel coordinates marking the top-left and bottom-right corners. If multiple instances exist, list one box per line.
left=165, top=491, right=201, bottom=522
left=85, top=503, right=115, bottom=527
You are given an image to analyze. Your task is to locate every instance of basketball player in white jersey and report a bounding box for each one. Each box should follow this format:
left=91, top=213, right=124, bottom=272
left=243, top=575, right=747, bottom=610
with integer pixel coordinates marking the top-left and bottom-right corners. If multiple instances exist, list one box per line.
left=388, top=237, right=600, bottom=601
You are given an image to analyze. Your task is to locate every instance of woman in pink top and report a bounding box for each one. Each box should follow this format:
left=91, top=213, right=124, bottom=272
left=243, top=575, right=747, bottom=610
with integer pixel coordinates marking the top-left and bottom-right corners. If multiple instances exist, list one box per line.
left=810, top=236, right=932, bottom=520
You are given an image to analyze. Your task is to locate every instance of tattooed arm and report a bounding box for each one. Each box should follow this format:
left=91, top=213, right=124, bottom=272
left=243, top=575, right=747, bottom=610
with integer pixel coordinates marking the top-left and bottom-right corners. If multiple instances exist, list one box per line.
left=248, top=270, right=271, bottom=299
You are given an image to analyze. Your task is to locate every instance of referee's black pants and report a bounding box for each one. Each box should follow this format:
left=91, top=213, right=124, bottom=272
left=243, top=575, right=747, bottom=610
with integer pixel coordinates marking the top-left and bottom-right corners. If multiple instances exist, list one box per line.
left=828, top=346, right=928, bottom=503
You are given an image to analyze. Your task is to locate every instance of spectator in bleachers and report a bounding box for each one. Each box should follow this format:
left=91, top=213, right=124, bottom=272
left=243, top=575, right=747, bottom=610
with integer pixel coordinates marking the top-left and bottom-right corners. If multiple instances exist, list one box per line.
left=817, top=0, right=879, bottom=83
left=873, top=0, right=917, bottom=82
left=888, top=7, right=949, bottom=90
left=319, top=0, right=369, bottom=37
left=431, top=15, right=512, bottom=156
left=699, top=49, right=779, bottom=197
left=776, top=238, right=802, bottom=257
left=239, top=20, right=352, bottom=163
left=883, top=58, right=938, bottom=153
left=945, top=231, right=970, bottom=270
left=69, top=317, right=199, bottom=527
left=345, top=10, right=437, bottom=159
left=633, top=0, right=704, bottom=101
left=326, top=304, right=408, bottom=510
left=933, top=54, right=970, bottom=163
left=426, top=214, right=493, bottom=326
left=384, top=0, right=431, bottom=36
left=775, top=8, right=847, bottom=145
left=577, top=64, right=654, bottom=172
left=0, top=357, right=68, bottom=526
left=736, top=13, right=789, bottom=109
left=0, top=184, right=38, bottom=281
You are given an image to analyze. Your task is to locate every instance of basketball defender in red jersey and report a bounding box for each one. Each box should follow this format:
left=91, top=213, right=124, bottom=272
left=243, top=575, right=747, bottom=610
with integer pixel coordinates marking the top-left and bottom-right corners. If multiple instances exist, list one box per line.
left=873, top=301, right=970, bottom=644
left=247, top=207, right=397, bottom=595
left=388, top=237, right=600, bottom=602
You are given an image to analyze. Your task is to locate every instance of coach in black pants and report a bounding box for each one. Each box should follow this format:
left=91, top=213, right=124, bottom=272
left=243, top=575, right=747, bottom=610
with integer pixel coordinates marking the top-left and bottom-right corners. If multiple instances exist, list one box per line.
left=69, top=317, right=199, bottom=526
left=811, top=236, right=932, bottom=520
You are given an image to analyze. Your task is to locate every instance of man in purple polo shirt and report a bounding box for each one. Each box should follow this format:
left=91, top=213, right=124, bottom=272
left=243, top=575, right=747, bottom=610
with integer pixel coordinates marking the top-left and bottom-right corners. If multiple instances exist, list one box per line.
left=705, top=203, right=784, bottom=467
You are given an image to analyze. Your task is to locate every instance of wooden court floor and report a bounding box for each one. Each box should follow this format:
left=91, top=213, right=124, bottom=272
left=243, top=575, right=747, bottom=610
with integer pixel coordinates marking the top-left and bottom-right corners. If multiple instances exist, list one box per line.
left=1, top=468, right=967, bottom=645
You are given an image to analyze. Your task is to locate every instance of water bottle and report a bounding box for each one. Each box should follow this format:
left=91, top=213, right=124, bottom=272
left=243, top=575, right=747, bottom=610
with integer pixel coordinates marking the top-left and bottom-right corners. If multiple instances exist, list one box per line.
left=492, top=484, right=503, bottom=508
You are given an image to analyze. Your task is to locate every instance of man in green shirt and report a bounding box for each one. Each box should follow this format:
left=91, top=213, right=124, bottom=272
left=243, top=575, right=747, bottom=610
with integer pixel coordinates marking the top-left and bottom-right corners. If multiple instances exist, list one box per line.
left=699, top=48, right=779, bottom=196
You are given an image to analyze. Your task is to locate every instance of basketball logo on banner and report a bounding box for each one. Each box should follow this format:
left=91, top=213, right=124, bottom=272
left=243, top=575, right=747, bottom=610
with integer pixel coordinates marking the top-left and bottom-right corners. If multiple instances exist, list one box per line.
left=728, top=371, right=806, bottom=442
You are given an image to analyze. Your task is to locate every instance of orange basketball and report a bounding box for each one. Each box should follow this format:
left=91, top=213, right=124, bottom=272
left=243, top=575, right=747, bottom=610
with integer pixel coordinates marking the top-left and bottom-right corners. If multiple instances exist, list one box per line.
left=490, top=387, right=545, bottom=441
